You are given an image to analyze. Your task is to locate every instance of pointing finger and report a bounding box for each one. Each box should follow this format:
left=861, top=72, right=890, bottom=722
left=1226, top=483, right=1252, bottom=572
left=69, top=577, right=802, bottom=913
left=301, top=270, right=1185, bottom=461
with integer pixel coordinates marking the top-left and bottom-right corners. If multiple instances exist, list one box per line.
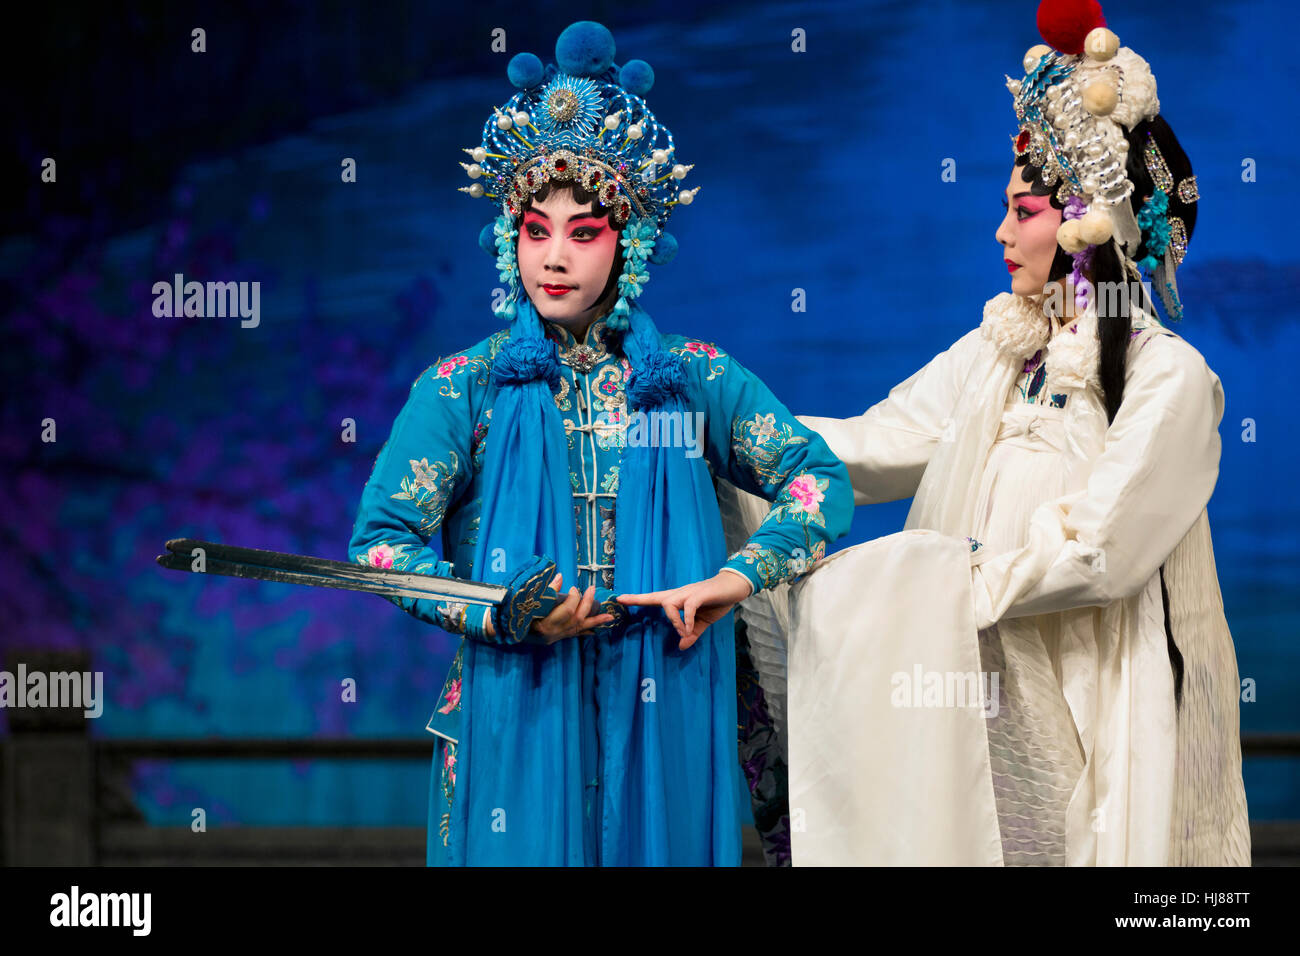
left=616, top=591, right=664, bottom=606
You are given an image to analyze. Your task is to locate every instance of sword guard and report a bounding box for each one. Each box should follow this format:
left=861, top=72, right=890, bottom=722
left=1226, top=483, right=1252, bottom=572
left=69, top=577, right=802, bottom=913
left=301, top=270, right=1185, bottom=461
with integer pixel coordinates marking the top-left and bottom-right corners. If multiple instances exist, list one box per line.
left=496, top=555, right=626, bottom=644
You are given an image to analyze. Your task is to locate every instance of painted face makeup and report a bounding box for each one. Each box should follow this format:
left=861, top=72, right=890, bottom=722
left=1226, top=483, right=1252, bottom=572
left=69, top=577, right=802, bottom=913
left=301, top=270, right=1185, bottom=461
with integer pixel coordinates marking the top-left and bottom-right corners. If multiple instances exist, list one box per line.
left=516, top=189, right=620, bottom=336
left=995, top=167, right=1064, bottom=300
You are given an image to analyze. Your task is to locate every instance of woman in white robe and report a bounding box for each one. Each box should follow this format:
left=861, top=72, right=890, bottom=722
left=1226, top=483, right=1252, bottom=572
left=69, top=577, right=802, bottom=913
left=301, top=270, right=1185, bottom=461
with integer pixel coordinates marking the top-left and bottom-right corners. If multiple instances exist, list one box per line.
left=775, top=288, right=1250, bottom=866
left=725, top=24, right=1252, bottom=865
left=656, top=11, right=1250, bottom=867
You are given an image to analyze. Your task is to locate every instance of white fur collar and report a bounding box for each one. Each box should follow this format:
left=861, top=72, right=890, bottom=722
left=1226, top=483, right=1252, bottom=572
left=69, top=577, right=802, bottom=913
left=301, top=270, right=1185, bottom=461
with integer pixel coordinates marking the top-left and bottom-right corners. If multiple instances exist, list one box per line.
left=980, top=292, right=1101, bottom=392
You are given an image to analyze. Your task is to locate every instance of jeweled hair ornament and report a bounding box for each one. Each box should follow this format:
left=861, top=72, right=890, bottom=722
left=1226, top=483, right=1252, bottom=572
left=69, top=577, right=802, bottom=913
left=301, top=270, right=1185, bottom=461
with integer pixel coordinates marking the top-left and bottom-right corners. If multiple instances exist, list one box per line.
left=1006, top=0, right=1192, bottom=320
left=457, top=21, right=695, bottom=325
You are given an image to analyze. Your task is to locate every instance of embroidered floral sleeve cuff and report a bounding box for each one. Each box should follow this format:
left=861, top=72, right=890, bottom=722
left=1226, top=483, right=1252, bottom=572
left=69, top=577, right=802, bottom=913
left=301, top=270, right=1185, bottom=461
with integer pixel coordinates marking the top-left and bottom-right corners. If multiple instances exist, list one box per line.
left=724, top=536, right=825, bottom=595
left=353, top=545, right=486, bottom=637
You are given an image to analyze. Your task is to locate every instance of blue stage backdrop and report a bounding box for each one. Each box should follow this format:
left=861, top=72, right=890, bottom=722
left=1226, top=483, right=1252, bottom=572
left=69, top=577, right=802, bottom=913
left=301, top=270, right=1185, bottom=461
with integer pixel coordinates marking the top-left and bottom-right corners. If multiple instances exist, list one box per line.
left=3, top=0, right=1296, bottom=828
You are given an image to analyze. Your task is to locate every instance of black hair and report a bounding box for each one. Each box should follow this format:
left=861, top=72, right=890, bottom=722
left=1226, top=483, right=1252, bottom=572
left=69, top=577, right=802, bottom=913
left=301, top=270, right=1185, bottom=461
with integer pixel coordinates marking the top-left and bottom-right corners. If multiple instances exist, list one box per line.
left=515, top=179, right=626, bottom=323
left=1014, top=113, right=1197, bottom=425
left=1017, top=114, right=1196, bottom=710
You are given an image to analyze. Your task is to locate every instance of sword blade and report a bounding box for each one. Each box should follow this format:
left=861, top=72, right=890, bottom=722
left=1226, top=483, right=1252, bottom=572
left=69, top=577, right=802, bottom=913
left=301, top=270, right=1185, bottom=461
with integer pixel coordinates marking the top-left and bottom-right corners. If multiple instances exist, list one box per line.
left=158, top=538, right=507, bottom=606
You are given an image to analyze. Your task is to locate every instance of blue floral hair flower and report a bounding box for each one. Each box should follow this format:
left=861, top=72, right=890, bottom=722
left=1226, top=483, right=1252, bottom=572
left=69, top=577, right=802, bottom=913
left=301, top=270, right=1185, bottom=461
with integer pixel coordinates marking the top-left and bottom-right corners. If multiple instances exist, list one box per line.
left=619, top=218, right=657, bottom=264
left=1137, top=188, right=1171, bottom=272
left=493, top=213, right=521, bottom=293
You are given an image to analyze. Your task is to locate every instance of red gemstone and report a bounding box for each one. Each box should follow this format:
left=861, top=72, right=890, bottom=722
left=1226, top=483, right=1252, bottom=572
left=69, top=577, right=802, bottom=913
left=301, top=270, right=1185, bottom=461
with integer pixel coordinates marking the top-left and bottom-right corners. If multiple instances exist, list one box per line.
left=1016, top=130, right=1030, bottom=152
left=555, top=159, right=567, bottom=171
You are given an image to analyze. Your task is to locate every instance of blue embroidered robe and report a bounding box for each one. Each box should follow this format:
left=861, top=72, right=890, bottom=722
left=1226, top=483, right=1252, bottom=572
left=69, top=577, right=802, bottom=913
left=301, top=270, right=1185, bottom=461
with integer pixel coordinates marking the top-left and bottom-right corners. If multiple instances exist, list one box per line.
left=349, top=315, right=852, bottom=864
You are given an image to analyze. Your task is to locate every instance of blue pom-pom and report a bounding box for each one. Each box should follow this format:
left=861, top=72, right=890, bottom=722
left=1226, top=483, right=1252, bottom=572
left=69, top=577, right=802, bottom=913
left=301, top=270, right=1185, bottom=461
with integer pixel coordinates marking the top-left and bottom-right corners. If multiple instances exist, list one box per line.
left=626, top=347, right=687, bottom=409
left=555, top=21, right=616, bottom=77
left=493, top=335, right=562, bottom=390
left=507, top=52, right=544, bottom=89
left=647, top=231, right=678, bottom=265
left=478, top=221, right=498, bottom=255
left=620, top=59, right=654, bottom=95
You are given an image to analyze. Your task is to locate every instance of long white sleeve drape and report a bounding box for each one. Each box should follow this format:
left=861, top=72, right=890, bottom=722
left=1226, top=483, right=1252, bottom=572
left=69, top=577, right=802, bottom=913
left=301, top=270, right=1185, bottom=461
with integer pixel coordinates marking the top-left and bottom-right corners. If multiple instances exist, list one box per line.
left=776, top=314, right=1249, bottom=866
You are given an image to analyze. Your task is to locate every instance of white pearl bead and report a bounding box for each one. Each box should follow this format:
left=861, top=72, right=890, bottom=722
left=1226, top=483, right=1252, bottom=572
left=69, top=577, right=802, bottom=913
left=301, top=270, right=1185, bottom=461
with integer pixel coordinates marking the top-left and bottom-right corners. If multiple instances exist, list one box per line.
left=1084, top=27, right=1120, bottom=62
left=513, top=111, right=530, bottom=126
left=471, top=147, right=487, bottom=163
left=671, top=164, right=687, bottom=179
left=467, top=164, right=483, bottom=179
left=652, top=149, right=668, bottom=164
left=604, top=112, right=622, bottom=130
left=497, top=115, right=513, bottom=130
left=1079, top=209, right=1113, bottom=244
left=468, top=183, right=484, bottom=198
left=677, top=188, right=694, bottom=205
left=1082, top=81, right=1118, bottom=116
left=626, top=124, right=643, bottom=140
left=1056, top=219, right=1087, bottom=253
left=1023, top=44, right=1052, bottom=73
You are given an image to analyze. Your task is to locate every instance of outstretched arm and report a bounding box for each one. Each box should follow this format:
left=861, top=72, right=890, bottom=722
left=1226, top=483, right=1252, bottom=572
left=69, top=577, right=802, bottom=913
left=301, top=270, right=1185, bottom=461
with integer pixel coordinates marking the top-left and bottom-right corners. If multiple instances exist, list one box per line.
left=618, top=341, right=853, bottom=647
left=797, top=327, right=984, bottom=505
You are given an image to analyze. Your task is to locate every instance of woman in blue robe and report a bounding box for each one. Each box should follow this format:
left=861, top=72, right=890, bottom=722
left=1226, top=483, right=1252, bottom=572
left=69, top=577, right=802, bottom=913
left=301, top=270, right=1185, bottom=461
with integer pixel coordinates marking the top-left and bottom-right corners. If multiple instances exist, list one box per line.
left=348, top=20, right=852, bottom=866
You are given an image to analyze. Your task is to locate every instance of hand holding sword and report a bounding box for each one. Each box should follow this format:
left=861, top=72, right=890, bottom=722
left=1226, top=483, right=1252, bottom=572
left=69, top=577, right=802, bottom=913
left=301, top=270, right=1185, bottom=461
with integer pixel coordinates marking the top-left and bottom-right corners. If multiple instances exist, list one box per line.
left=156, top=538, right=623, bottom=644
left=510, top=573, right=615, bottom=642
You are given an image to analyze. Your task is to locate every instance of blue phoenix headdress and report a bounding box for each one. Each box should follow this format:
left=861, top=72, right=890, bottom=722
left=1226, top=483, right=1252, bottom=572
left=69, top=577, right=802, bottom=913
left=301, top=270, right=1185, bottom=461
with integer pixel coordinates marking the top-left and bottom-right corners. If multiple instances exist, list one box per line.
left=458, top=21, right=696, bottom=324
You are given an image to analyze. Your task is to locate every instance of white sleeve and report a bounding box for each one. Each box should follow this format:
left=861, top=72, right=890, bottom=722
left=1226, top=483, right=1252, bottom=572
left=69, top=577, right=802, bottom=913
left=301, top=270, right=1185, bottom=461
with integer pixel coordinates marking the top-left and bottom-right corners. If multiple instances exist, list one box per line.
left=796, top=328, right=984, bottom=505
left=971, top=334, right=1226, bottom=628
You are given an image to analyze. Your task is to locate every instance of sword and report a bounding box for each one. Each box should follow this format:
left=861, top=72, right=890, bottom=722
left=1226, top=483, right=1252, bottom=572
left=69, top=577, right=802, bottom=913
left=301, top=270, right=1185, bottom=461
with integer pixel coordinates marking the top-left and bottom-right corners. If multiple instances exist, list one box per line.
left=156, top=538, right=625, bottom=642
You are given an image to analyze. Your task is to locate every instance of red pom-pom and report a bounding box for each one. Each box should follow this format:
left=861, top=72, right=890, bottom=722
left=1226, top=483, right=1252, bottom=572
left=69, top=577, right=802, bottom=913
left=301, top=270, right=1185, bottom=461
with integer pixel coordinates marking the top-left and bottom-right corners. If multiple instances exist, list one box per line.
left=1036, top=0, right=1107, bottom=55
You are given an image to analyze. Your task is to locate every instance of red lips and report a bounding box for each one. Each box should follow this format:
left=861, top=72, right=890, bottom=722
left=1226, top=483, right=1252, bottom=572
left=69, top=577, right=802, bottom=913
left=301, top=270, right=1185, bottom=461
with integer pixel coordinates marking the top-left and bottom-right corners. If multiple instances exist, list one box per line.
left=542, top=283, right=572, bottom=296
left=1005, top=259, right=1021, bottom=273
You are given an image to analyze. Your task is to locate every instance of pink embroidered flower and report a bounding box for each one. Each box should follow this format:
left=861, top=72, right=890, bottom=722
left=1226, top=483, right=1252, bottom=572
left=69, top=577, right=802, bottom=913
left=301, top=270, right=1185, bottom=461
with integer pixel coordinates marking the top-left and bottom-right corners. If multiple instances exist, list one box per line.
left=436, top=355, right=469, bottom=377
left=444, top=749, right=457, bottom=785
left=437, top=678, right=461, bottom=714
left=365, top=543, right=395, bottom=569
left=685, top=341, right=719, bottom=358
left=787, top=474, right=824, bottom=515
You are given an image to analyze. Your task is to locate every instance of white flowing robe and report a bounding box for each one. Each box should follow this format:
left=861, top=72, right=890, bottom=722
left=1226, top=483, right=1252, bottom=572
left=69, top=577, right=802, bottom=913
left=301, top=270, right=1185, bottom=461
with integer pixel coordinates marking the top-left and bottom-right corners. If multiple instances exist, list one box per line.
left=731, top=305, right=1251, bottom=866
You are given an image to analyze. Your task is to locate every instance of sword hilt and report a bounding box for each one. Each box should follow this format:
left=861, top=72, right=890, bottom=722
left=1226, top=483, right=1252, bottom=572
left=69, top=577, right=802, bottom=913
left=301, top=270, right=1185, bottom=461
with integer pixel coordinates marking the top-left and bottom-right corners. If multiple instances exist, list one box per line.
left=496, top=555, right=625, bottom=644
